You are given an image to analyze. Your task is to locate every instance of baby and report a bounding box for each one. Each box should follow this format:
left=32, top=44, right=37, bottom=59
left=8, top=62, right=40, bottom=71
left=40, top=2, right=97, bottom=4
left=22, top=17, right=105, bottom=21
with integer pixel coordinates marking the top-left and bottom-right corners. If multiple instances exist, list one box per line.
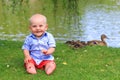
left=22, top=14, right=56, bottom=75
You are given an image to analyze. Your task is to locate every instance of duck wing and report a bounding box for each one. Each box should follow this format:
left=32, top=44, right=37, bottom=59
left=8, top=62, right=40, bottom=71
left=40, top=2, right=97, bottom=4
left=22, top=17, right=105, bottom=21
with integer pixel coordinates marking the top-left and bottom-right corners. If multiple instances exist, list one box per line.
left=87, top=40, right=107, bottom=46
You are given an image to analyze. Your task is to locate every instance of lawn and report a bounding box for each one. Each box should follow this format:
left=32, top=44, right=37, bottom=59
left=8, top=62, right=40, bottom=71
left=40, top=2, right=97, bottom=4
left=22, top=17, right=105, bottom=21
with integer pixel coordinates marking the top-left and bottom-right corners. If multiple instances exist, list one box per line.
left=0, top=40, right=120, bottom=80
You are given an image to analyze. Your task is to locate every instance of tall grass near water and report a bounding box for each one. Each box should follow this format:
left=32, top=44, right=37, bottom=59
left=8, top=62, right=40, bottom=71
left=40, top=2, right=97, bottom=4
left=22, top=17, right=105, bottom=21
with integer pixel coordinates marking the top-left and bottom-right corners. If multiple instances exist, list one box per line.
left=0, top=0, right=30, bottom=34
left=0, top=0, right=119, bottom=42
left=0, top=0, right=82, bottom=41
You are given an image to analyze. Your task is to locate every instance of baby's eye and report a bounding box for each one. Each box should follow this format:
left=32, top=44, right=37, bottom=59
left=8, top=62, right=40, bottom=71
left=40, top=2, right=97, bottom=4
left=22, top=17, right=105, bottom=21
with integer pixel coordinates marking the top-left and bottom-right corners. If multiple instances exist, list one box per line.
left=39, top=25, right=43, bottom=27
left=32, top=25, right=37, bottom=27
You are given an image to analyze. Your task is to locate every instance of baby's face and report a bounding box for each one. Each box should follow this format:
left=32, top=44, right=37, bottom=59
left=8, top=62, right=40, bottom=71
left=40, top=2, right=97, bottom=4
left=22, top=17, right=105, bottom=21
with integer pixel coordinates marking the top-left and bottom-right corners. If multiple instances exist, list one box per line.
left=29, top=18, right=48, bottom=38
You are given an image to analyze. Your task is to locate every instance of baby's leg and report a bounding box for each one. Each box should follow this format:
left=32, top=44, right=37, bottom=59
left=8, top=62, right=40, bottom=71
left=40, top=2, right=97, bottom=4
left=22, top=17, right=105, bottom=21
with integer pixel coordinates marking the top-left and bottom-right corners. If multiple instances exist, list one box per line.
left=45, top=61, right=56, bottom=75
left=25, top=61, right=37, bottom=74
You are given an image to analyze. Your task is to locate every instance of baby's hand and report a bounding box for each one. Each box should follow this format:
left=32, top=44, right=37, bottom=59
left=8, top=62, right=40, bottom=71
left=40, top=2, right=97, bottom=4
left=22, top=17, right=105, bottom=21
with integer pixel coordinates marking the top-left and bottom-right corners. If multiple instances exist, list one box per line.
left=24, top=56, right=32, bottom=63
left=41, top=49, right=48, bottom=55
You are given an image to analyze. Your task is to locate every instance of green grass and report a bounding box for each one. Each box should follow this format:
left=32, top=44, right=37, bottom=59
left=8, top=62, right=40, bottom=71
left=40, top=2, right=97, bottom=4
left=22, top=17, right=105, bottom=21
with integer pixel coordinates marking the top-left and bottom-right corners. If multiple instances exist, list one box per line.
left=0, top=40, right=120, bottom=80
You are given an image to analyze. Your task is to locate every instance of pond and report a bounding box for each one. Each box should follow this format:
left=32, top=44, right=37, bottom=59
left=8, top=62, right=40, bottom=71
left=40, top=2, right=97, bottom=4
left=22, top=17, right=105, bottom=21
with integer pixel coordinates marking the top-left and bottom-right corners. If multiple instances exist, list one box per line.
left=0, top=0, right=120, bottom=47
left=81, top=4, right=120, bottom=47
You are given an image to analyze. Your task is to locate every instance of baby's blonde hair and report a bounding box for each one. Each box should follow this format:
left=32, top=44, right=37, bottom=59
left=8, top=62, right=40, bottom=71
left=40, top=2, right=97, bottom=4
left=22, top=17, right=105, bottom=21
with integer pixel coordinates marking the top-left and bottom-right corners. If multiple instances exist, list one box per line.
left=29, top=14, right=47, bottom=25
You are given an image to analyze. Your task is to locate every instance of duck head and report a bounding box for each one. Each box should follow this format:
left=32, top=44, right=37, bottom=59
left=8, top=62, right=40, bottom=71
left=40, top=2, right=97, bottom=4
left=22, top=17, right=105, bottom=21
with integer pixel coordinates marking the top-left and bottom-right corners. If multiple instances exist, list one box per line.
left=101, top=34, right=109, bottom=41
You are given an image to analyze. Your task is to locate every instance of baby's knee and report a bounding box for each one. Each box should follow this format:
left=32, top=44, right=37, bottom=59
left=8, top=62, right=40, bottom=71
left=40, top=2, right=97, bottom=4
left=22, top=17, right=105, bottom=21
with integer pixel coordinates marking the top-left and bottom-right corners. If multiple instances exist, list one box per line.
left=50, top=61, right=56, bottom=67
left=45, top=61, right=56, bottom=75
left=25, top=63, right=37, bottom=74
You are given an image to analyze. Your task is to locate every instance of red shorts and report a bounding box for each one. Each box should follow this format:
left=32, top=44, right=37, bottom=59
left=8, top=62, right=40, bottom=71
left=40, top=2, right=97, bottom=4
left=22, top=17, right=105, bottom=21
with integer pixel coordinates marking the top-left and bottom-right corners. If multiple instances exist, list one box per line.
left=24, top=59, right=54, bottom=70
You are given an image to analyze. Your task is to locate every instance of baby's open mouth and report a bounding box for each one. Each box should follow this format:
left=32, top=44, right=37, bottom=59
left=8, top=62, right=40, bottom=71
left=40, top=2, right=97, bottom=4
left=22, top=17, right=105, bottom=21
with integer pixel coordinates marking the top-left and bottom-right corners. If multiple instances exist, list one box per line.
left=36, top=31, right=41, bottom=33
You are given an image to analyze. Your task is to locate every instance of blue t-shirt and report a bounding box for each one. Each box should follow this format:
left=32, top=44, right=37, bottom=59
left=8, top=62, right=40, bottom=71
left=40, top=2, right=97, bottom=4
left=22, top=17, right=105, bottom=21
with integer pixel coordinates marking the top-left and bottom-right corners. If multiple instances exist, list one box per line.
left=22, top=32, right=56, bottom=65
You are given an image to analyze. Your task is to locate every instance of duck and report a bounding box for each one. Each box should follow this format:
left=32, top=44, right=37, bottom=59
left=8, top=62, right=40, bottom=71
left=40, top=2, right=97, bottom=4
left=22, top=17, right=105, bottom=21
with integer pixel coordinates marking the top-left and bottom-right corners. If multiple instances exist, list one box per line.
left=87, top=34, right=108, bottom=46
left=65, top=40, right=87, bottom=48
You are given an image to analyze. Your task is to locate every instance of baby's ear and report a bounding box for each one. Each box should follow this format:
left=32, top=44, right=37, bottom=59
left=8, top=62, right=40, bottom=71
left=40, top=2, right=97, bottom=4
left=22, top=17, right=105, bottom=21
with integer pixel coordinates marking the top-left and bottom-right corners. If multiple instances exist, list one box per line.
left=29, top=26, right=31, bottom=30
left=46, top=24, right=48, bottom=27
left=45, top=24, right=48, bottom=30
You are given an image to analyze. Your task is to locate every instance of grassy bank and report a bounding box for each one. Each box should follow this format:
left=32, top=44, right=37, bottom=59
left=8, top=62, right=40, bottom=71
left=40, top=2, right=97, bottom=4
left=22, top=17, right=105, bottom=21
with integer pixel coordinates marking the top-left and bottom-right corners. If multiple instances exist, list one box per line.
left=0, top=40, right=120, bottom=80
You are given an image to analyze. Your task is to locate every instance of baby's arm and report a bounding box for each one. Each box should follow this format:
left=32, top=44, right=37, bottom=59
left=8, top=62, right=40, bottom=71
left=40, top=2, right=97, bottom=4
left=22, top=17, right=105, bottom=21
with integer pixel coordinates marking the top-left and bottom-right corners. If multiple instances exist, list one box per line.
left=23, top=49, right=32, bottom=63
left=42, top=47, right=55, bottom=55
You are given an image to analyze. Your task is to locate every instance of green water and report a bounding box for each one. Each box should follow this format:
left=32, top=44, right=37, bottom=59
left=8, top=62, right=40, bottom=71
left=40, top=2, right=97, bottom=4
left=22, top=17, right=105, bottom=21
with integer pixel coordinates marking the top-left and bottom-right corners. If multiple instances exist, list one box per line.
left=0, top=0, right=118, bottom=41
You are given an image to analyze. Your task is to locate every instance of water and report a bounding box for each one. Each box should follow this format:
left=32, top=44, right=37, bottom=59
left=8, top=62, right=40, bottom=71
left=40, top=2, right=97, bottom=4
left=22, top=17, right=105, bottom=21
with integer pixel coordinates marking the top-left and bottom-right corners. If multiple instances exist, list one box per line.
left=80, top=5, right=120, bottom=47
left=0, top=0, right=120, bottom=47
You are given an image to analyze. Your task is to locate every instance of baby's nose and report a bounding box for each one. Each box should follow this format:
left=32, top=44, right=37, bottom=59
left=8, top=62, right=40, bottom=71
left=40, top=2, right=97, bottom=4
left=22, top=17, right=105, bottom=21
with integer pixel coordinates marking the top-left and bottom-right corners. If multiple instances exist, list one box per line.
left=36, top=26, right=40, bottom=29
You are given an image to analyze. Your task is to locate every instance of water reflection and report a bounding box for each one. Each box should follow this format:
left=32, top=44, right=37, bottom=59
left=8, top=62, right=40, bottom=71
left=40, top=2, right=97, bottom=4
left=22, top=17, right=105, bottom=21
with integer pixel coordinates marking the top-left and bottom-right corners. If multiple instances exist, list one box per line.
left=0, top=0, right=120, bottom=47
left=80, top=5, right=120, bottom=47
